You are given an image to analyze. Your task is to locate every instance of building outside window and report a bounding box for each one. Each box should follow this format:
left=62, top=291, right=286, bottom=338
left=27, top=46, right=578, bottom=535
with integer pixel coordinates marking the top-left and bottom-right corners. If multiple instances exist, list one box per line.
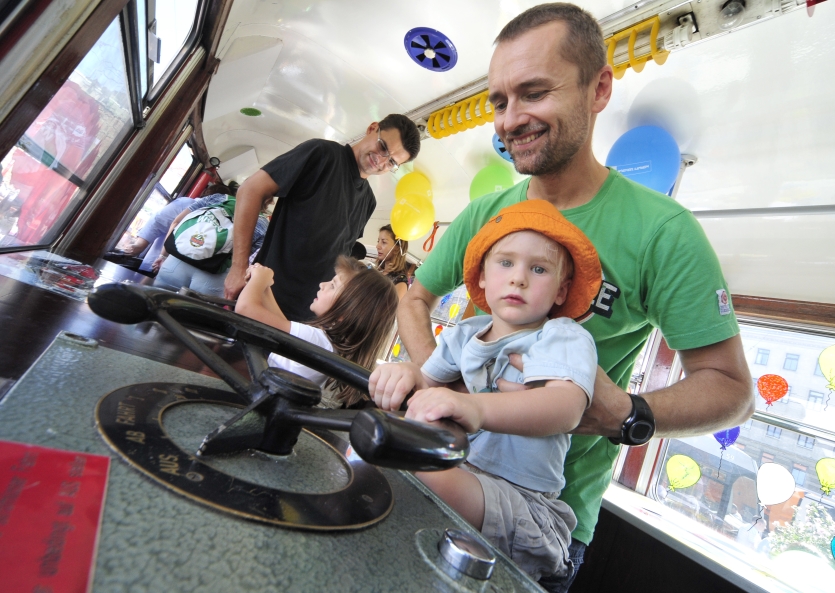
left=766, top=425, right=782, bottom=439
left=791, top=465, right=806, bottom=486
left=809, top=391, right=825, bottom=411
left=755, top=348, right=770, bottom=365
left=783, top=353, right=799, bottom=371
left=797, top=435, right=815, bottom=449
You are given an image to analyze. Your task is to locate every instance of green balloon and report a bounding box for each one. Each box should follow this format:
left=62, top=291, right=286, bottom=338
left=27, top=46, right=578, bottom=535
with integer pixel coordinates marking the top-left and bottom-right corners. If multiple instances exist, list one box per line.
left=469, top=165, right=514, bottom=201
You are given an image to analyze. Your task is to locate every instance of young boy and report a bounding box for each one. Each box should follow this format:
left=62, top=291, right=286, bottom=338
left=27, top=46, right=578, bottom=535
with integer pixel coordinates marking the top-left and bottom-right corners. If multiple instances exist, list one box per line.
left=368, top=199, right=602, bottom=581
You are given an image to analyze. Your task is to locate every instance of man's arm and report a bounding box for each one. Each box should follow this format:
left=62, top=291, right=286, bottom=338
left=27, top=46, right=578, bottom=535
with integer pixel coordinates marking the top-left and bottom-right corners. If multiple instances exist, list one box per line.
left=396, top=279, right=441, bottom=366
left=225, top=170, right=278, bottom=300
left=576, top=334, right=754, bottom=438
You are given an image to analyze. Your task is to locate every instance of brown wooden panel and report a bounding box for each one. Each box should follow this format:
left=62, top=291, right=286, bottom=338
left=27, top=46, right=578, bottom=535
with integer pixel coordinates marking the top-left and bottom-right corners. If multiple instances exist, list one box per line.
left=0, top=0, right=128, bottom=161
left=0, top=0, right=53, bottom=63
left=733, top=294, right=835, bottom=327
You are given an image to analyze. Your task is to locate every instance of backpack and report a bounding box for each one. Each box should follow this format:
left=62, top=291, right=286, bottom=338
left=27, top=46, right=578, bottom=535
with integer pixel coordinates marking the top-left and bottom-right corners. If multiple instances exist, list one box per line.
left=164, top=197, right=236, bottom=273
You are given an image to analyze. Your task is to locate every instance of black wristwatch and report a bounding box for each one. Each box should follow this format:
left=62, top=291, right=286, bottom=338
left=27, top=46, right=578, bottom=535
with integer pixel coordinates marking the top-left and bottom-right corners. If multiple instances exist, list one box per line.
left=609, top=394, right=655, bottom=446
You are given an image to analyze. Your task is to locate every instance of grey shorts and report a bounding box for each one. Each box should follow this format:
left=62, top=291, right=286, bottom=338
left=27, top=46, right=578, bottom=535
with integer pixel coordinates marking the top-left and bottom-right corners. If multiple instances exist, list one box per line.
left=467, top=465, right=577, bottom=581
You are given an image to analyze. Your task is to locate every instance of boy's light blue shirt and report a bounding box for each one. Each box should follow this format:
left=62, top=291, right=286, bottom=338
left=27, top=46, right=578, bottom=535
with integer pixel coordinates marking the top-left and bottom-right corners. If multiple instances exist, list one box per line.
left=422, top=316, right=597, bottom=494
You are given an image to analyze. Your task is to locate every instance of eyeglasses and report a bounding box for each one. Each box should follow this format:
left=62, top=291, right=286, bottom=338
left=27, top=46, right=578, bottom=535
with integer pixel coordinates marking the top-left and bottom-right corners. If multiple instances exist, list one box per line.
left=376, top=129, right=400, bottom=173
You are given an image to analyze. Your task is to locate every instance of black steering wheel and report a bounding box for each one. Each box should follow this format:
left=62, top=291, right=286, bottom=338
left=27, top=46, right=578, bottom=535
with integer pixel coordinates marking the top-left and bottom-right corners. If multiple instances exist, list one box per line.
left=88, top=283, right=469, bottom=473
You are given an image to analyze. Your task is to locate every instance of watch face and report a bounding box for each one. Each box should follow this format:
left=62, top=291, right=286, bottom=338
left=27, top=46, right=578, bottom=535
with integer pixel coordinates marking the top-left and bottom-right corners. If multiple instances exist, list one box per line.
left=628, top=421, right=654, bottom=444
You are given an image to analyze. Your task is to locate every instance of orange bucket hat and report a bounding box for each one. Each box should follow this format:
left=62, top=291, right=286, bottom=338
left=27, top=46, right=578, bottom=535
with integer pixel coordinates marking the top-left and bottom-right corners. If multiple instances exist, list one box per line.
left=463, top=200, right=602, bottom=320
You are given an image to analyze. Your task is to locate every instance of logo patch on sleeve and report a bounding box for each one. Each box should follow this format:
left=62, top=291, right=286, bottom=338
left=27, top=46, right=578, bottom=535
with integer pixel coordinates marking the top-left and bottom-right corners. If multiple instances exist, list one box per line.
left=716, top=289, right=731, bottom=316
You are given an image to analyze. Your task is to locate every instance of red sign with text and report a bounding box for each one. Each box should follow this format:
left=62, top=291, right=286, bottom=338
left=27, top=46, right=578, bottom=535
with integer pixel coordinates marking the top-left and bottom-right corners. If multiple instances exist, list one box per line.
left=0, top=440, right=110, bottom=593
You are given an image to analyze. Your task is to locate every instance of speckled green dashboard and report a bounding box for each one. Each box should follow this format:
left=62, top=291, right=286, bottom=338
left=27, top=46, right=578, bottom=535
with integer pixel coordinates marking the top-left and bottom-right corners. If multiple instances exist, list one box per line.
left=0, top=332, right=541, bottom=592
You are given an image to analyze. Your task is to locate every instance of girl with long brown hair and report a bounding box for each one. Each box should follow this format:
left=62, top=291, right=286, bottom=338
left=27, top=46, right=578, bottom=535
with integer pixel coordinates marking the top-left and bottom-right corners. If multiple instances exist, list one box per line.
left=235, top=256, right=397, bottom=407
left=376, top=224, right=410, bottom=299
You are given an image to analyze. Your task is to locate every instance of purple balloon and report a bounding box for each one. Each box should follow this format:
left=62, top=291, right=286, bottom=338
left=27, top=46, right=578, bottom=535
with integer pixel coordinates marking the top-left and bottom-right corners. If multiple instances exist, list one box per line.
left=713, top=427, right=741, bottom=450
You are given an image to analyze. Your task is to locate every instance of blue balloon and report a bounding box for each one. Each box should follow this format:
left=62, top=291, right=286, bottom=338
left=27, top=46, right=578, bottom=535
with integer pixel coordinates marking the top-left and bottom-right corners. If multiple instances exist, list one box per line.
left=605, top=126, right=680, bottom=194
left=713, top=427, right=741, bottom=450
left=492, top=133, right=514, bottom=162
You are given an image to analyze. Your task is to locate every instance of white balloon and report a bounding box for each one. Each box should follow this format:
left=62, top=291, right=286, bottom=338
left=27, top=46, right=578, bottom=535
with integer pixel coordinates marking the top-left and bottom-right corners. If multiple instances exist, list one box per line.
left=756, top=463, right=795, bottom=506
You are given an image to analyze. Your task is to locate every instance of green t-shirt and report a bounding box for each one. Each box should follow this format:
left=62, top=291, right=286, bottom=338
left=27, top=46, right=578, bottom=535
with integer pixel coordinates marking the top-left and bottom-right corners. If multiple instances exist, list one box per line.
left=416, top=168, right=739, bottom=545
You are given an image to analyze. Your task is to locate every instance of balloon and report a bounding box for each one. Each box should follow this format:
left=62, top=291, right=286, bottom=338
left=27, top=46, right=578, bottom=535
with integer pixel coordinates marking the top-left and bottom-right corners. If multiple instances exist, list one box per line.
left=440, top=293, right=452, bottom=308
left=818, top=345, right=835, bottom=390
left=449, top=303, right=460, bottom=319
left=492, top=133, right=513, bottom=162
left=665, top=454, right=701, bottom=491
left=394, top=172, right=432, bottom=202
left=831, top=535, right=835, bottom=561
left=469, top=165, right=514, bottom=201
left=816, top=458, right=835, bottom=496
left=756, top=463, right=795, bottom=506
left=390, top=194, right=436, bottom=241
left=713, top=427, right=740, bottom=450
left=605, top=125, right=681, bottom=194
left=392, top=343, right=400, bottom=357
left=434, top=325, right=443, bottom=337
left=757, top=374, right=789, bottom=406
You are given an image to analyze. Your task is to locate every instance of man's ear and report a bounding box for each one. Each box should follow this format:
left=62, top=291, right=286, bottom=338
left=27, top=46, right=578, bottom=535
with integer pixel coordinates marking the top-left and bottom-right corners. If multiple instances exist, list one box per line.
left=366, top=122, right=379, bottom=136
left=554, top=279, right=571, bottom=306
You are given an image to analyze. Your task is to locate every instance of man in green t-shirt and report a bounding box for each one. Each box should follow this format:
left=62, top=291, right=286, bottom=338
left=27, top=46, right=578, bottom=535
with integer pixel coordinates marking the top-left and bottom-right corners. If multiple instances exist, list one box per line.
left=397, top=4, right=754, bottom=592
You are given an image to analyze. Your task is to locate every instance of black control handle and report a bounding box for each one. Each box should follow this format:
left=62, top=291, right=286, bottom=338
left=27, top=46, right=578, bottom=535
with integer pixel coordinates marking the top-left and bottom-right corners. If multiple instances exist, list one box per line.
left=89, top=283, right=469, bottom=471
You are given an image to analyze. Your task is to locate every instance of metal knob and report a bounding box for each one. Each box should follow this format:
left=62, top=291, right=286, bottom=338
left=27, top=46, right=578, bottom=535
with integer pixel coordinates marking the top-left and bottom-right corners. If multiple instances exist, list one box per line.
left=438, top=528, right=496, bottom=580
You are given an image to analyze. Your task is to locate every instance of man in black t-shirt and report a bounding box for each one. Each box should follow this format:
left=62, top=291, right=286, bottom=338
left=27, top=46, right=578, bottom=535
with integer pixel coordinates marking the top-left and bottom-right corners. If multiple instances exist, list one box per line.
left=225, top=114, right=421, bottom=321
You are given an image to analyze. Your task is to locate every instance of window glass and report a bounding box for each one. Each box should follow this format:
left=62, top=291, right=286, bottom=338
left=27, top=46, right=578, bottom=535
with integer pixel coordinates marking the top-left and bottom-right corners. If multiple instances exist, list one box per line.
left=159, top=144, right=194, bottom=195
left=651, top=321, right=835, bottom=593
left=0, top=18, right=132, bottom=249
left=755, top=348, right=770, bottom=365
left=114, top=185, right=169, bottom=253
left=149, top=0, right=200, bottom=88
left=136, top=0, right=149, bottom=98
left=742, top=325, right=835, bottom=433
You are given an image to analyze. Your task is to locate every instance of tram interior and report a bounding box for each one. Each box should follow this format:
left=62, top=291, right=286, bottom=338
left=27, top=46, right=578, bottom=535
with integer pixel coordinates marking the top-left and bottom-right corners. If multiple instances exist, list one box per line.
left=1, top=1, right=834, bottom=592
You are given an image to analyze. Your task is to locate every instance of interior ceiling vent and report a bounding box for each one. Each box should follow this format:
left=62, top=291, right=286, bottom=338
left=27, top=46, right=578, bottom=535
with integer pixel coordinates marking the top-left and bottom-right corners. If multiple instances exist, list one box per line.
left=404, top=27, right=457, bottom=72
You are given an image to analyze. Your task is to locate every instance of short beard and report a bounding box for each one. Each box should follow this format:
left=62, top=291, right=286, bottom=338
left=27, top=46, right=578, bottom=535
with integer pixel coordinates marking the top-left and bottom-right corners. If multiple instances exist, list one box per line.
left=507, top=103, right=589, bottom=177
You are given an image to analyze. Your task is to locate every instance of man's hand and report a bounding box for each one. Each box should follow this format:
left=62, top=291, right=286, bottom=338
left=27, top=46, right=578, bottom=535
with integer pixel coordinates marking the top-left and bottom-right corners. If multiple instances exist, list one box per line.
left=496, top=354, right=630, bottom=437
left=151, top=254, right=167, bottom=274
left=369, top=362, right=425, bottom=411
left=572, top=367, right=632, bottom=437
left=406, top=387, right=484, bottom=433
left=224, top=264, right=247, bottom=300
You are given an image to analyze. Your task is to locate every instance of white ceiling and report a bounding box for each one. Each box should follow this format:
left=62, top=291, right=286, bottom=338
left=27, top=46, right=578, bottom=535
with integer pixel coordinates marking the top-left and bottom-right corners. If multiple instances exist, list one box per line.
left=202, top=0, right=835, bottom=305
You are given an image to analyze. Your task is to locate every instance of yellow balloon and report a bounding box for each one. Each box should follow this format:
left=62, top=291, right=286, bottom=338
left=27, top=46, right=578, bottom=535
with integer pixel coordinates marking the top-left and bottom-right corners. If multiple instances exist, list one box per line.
left=665, top=454, right=701, bottom=491
left=390, top=194, right=436, bottom=241
left=818, top=345, right=835, bottom=390
left=449, top=303, right=460, bottom=319
left=395, top=172, right=432, bottom=202
left=817, top=458, right=835, bottom=496
left=392, top=343, right=400, bottom=357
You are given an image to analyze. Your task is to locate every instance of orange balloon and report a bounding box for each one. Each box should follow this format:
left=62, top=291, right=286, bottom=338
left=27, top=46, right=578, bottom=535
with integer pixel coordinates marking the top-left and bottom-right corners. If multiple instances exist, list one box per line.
left=757, top=374, right=788, bottom=405
left=434, top=325, right=443, bottom=336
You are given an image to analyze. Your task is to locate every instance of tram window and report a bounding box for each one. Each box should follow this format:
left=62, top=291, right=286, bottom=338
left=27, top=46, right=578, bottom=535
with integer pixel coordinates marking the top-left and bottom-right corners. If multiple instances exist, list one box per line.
left=114, top=185, right=169, bottom=253
left=147, top=0, right=201, bottom=90
left=0, top=18, right=132, bottom=251
left=648, top=320, right=835, bottom=591
left=158, top=143, right=195, bottom=196
left=114, top=143, right=196, bottom=253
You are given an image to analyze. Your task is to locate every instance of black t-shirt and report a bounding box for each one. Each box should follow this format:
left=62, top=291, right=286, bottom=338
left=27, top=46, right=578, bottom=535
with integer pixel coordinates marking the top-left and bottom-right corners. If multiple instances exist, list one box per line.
left=257, top=140, right=376, bottom=321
